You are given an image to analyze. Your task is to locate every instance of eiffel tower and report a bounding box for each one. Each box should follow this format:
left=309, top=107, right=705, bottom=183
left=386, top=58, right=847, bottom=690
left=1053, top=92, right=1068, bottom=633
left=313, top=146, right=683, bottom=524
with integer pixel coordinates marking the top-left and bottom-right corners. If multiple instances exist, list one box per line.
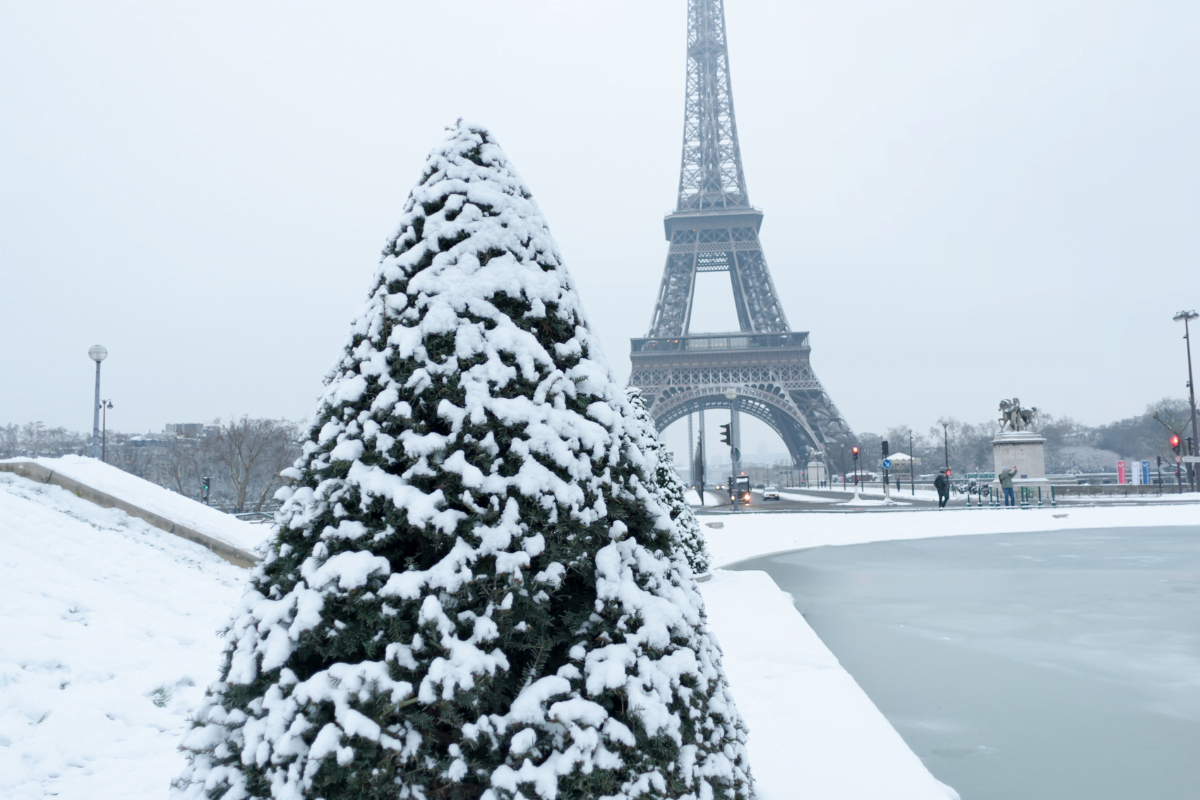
left=628, top=0, right=851, bottom=475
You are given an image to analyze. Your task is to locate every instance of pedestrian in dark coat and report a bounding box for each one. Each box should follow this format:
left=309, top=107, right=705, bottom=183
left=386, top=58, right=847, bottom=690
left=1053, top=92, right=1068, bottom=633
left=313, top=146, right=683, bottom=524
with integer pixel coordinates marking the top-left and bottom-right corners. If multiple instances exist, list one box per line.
left=934, top=471, right=950, bottom=508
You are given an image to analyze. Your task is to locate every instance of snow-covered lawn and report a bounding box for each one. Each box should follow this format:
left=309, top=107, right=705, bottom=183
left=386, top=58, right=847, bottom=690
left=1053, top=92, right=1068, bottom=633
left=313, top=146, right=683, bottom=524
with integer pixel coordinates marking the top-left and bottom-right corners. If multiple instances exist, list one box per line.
left=0, top=473, right=250, bottom=800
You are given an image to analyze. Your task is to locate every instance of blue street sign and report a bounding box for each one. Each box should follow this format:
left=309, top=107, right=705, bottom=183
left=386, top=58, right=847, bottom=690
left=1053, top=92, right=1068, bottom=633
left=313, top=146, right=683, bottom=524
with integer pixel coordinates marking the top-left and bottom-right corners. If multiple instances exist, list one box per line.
left=882, top=458, right=892, bottom=470
left=1141, top=460, right=1150, bottom=484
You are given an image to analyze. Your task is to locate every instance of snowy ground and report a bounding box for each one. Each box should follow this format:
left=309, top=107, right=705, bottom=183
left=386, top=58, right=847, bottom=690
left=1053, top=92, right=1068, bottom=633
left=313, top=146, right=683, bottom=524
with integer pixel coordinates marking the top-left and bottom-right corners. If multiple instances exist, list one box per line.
left=774, top=490, right=830, bottom=503
left=0, top=473, right=249, bottom=799
left=5, top=465, right=1194, bottom=799
left=683, top=488, right=728, bottom=506
left=2, top=456, right=266, bottom=552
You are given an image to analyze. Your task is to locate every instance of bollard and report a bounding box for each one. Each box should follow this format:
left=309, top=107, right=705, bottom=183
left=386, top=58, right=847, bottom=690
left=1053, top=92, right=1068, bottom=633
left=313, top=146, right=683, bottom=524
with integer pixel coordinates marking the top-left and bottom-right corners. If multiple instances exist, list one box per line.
left=1037, top=487, right=1043, bottom=508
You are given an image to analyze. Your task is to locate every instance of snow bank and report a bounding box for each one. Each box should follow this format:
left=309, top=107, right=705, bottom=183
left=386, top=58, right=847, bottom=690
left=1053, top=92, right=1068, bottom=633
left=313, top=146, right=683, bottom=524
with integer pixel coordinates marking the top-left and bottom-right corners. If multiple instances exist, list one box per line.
left=6, top=455, right=270, bottom=554
left=684, top=489, right=727, bottom=506
left=776, top=490, right=838, bottom=503
left=0, top=472, right=247, bottom=800
left=702, top=503, right=1200, bottom=568
left=700, top=570, right=958, bottom=800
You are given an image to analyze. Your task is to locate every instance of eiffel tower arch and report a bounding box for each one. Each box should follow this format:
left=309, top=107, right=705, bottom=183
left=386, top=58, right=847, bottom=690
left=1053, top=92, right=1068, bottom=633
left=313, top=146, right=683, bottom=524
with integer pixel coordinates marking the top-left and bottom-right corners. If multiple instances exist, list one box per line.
left=629, top=0, right=852, bottom=472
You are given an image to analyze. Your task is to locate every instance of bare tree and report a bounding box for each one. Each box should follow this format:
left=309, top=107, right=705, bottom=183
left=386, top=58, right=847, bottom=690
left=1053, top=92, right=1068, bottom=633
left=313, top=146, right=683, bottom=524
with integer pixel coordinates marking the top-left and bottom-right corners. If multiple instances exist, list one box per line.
left=21, top=421, right=46, bottom=456
left=108, top=434, right=159, bottom=481
left=209, top=417, right=301, bottom=512
left=161, top=435, right=217, bottom=500
left=0, top=424, right=20, bottom=458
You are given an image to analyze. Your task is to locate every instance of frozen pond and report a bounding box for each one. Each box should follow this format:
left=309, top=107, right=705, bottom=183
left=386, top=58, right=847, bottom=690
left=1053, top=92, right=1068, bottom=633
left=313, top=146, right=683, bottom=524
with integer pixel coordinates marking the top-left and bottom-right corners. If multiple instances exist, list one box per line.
left=732, top=526, right=1200, bottom=800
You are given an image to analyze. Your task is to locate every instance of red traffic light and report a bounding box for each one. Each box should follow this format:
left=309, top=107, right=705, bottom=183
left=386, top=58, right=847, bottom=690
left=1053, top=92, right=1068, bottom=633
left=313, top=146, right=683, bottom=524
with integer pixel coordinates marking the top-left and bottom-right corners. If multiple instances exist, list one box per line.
left=1171, top=435, right=1181, bottom=448
left=851, top=446, right=859, bottom=455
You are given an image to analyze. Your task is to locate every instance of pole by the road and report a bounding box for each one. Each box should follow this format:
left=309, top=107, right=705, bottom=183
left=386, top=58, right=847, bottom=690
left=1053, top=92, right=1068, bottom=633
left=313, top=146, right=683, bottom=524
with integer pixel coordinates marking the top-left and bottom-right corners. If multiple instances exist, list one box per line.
left=1174, top=311, right=1199, bottom=491
left=88, top=345, right=107, bottom=459
left=942, top=421, right=949, bottom=474
left=910, top=431, right=916, bottom=496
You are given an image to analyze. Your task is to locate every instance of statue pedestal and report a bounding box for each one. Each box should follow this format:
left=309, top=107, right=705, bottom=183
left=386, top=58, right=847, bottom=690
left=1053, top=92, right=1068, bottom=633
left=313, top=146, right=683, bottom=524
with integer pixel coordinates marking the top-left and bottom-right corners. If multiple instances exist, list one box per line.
left=991, top=431, right=1051, bottom=498
left=806, top=461, right=827, bottom=488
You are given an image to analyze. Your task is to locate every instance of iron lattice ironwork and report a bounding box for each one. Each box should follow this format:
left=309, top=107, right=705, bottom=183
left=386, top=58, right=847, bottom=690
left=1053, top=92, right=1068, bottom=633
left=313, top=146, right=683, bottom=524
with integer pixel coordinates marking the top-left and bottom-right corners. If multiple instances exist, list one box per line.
left=629, top=0, right=851, bottom=466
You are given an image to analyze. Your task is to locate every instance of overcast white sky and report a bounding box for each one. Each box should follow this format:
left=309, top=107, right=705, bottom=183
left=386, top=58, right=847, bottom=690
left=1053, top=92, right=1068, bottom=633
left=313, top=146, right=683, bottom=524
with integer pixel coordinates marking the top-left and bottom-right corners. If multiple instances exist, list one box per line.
left=2, top=1, right=1198, bottom=457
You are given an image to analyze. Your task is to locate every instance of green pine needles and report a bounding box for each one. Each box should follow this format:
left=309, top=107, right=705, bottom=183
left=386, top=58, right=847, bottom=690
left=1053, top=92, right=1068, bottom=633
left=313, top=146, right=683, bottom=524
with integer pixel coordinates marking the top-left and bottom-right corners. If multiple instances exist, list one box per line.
left=174, top=123, right=750, bottom=800
left=624, top=389, right=710, bottom=576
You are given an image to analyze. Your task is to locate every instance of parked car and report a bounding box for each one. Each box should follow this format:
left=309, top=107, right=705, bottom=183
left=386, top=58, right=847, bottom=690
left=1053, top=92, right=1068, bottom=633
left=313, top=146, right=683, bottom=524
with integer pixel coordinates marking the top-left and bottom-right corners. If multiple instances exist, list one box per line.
left=762, top=486, right=780, bottom=500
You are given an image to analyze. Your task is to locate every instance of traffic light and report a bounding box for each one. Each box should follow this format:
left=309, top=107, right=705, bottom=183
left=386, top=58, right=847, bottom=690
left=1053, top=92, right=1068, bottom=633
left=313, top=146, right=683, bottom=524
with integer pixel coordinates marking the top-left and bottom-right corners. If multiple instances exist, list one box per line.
left=201, top=476, right=210, bottom=504
left=851, top=446, right=859, bottom=460
left=719, top=423, right=732, bottom=446
left=1170, top=435, right=1182, bottom=455
left=882, top=440, right=889, bottom=457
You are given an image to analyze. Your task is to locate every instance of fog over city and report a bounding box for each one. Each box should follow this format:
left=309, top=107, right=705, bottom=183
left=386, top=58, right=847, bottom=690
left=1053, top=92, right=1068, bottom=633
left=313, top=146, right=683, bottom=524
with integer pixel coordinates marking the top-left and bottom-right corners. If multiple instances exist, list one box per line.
left=2, top=1, right=1198, bottom=458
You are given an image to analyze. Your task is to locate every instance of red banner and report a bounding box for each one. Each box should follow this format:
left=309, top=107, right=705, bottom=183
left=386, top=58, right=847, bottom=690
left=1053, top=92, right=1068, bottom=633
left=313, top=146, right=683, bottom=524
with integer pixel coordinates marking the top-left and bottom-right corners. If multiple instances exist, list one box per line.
left=1117, top=460, right=1127, bottom=484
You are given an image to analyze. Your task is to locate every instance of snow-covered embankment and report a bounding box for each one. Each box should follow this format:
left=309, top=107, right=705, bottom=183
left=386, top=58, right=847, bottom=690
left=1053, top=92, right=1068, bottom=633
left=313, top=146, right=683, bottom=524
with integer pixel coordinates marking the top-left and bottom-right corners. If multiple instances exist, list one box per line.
left=0, top=456, right=266, bottom=561
left=0, top=472, right=254, bottom=799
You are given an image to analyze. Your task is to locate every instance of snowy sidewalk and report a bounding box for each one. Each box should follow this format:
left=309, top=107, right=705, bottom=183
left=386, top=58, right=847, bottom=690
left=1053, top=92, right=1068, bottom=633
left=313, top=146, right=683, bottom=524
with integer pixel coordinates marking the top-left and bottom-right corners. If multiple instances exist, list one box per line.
left=700, top=570, right=957, bottom=800
left=702, top=502, right=1200, bottom=568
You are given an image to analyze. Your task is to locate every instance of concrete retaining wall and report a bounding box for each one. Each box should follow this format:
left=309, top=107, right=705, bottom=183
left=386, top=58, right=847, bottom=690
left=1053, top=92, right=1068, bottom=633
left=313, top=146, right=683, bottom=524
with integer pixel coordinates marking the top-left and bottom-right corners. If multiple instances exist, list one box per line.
left=0, top=460, right=258, bottom=568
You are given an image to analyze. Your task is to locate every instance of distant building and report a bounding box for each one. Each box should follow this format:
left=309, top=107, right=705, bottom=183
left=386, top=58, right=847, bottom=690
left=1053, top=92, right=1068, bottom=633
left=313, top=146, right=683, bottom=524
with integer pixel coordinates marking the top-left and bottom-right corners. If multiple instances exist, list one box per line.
left=164, top=423, right=204, bottom=437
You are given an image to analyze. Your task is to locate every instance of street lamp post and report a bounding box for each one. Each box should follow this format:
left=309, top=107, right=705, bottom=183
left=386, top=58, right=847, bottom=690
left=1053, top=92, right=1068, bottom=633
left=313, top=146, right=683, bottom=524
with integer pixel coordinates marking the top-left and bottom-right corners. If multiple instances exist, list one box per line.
left=941, top=421, right=950, bottom=475
left=1174, top=310, right=1199, bottom=491
left=100, top=400, right=113, bottom=462
left=88, top=345, right=108, bottom=459
left=909, top=431, right=916, bottom=496
left=725, top=388, right=739, bottom=511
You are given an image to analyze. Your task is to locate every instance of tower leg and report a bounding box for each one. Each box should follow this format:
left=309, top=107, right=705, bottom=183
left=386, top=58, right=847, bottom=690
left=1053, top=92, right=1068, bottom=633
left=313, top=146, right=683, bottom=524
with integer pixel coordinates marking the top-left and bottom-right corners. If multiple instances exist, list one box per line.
left=688, top=413, right=695, bottom=485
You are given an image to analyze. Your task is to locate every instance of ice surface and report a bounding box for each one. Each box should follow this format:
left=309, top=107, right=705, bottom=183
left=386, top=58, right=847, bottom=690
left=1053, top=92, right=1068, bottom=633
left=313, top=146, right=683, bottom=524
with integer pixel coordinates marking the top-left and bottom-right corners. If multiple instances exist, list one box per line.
left=738, top=526, right=1200, bottom=800
left=700, top=570, right=958, bottom=800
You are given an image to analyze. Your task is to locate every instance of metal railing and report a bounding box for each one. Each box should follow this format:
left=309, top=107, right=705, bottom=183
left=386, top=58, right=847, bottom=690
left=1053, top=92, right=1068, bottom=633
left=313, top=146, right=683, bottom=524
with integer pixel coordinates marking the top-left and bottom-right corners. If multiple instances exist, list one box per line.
left=631, top=332, right=809, bottom=353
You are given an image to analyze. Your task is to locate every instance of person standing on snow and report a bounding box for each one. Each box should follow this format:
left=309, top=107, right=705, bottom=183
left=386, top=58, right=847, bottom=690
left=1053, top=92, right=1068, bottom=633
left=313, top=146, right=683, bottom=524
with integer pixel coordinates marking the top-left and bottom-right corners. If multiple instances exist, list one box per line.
left=999, top=465, right=1019, bottom=507
left=934, top=470, right=950, bottom=509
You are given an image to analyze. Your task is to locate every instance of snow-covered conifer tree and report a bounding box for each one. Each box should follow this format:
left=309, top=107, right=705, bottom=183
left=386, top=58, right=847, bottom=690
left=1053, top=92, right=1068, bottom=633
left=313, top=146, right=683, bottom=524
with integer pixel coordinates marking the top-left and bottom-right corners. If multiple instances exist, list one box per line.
left=175, top=123, right=750, bottom=800
left=625, top=388, right=710, bottom=575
